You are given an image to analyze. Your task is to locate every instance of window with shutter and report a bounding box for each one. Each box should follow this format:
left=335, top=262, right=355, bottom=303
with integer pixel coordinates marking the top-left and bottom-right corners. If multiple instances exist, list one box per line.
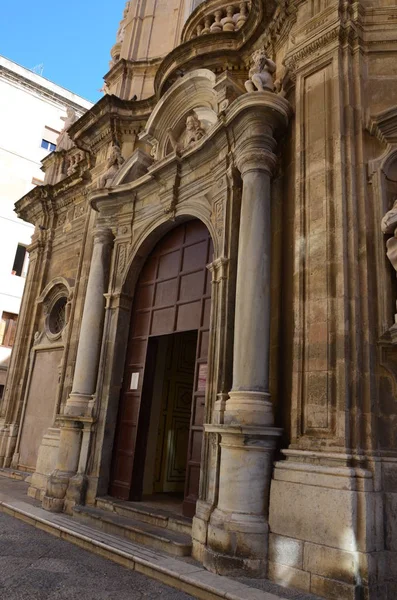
left=0, top=312, right=18, bottom=347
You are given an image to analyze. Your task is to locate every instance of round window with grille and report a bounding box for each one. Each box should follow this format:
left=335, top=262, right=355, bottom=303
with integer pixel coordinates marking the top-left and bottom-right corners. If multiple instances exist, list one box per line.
left=48, top=297, right=67, bottom=335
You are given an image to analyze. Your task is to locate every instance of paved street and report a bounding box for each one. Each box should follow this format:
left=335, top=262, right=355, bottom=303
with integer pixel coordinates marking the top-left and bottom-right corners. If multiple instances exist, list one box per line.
left=0, top=512, right=195, bottom=600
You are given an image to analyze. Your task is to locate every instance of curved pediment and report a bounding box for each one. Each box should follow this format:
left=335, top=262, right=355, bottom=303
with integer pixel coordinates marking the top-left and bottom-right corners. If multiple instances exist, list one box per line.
left=139, top=69, right=219, bottom=160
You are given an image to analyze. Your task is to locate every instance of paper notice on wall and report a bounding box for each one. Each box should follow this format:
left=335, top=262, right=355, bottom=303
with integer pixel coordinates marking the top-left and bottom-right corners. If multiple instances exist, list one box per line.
left=197, top=364, right=207, bottom=392
left=130, top=372, right=139, bottom=390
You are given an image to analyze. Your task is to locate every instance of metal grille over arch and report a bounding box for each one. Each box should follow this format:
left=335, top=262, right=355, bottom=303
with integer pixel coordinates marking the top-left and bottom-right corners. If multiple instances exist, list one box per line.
left=110, top=219, right=213, bottom=516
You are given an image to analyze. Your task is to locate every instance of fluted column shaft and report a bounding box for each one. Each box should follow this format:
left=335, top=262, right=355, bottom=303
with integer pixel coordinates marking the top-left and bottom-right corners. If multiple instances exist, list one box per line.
left=65, top=228, right=114, bottom=417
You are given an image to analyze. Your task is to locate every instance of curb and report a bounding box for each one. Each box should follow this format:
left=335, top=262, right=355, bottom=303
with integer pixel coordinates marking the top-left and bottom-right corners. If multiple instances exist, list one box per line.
left=0, top=498, right=283, bottom=600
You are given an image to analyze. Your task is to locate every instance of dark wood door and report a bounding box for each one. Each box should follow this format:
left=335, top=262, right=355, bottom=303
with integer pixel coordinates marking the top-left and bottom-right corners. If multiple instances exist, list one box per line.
left=110, top=220, right=213, bottom=517
left=154, top=331, right=197, bottom=494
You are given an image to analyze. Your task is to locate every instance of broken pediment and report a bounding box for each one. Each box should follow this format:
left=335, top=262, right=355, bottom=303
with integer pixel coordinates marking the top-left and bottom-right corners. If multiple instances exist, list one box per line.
left=139, top=69, right=219, bottom=161
left=112, top=148, right=154, bottom=187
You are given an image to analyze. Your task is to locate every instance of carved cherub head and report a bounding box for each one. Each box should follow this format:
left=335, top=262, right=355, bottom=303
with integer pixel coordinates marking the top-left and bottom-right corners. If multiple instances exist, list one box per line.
left=251, top=49, right=275, bottom=73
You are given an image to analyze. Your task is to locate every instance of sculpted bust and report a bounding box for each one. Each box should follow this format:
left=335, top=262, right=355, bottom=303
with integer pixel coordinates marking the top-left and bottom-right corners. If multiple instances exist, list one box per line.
left=168, top=113, right=205, bottom=153
left=245, top=50, right=276, bottom=93
left=99, top=144, right=125, bottom=188
left=183, top=114, right=205, bottom=148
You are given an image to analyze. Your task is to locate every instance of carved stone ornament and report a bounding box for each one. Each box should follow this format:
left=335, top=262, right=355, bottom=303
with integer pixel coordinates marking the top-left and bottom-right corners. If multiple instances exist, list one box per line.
left=67, top=151, right=84, bottom=176
left=245, top=50, right=276, bottom=93
left=99, top=144, right=125, bottom=188
left=168, top=113, right=205, bottom=153
left=236, top=148, right=278, bottom=177
left=56, top=108, right=77, bottom=152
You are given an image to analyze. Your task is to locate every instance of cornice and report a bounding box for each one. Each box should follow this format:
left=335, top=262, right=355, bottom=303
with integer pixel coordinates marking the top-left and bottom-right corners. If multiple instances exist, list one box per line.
left=365, top=106, right=397, bottom=145
left=262, top=0, right=298, bottom=55
left=67, top=92, right=155, bottom=151
left=15, top=164, right=93, bottom=225
left=103, top=56, right=162, bottom=88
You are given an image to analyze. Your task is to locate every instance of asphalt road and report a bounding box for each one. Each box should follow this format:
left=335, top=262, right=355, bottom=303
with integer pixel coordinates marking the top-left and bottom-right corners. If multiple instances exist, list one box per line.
left=0, top=511, right=195, bottom=600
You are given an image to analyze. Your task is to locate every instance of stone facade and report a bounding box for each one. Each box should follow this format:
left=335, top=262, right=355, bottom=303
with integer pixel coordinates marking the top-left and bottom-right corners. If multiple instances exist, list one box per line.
left=2, top=0, right=397, bottom=597
left=0, top=56, right=92, bottom=390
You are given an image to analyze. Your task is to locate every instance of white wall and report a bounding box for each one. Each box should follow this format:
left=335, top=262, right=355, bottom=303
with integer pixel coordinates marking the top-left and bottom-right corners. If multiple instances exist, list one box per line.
left=0, top=56, right=92, bottom=369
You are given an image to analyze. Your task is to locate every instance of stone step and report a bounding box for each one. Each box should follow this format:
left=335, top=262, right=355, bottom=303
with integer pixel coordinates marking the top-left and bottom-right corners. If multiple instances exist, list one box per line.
left=96, top=496, right=192, bottom=536
left=73, top=505, right=192, bottom=557
left=0, top=467, right=29, bottom=481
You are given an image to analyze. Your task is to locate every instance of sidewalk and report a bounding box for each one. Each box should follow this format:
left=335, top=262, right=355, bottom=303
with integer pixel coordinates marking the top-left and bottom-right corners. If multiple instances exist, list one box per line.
left=0, top=473, right=321, bottom=600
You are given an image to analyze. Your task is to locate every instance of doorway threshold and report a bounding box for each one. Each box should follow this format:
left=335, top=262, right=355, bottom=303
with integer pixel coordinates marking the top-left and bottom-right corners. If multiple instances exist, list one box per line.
left=96, top=495, right=192, bottom=537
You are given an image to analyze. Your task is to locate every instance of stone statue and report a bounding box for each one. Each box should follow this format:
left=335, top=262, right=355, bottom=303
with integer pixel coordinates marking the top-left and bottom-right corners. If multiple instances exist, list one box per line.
left=56, top=108, right=77, bottom=152
left=245, top=50, right=276, bottom=93
left=99, top=144, right=124, bottom=188
left=168, top=113, right=205, bottom=153
left=382, top=199, right=397, bottom=339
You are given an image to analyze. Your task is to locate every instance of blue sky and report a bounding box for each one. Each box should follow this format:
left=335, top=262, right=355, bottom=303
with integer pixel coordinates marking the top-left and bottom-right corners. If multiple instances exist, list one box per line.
left=0, top=0, right=126, bottom=103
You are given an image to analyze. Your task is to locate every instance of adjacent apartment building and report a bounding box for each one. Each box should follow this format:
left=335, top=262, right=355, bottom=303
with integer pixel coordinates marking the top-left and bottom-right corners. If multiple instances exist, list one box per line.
left=0, top=56, right=92, bottom=398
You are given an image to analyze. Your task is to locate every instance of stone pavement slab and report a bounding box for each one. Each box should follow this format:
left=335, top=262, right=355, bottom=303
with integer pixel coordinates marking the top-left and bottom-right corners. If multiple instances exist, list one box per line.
left=0, top=473, right=321, bottom=600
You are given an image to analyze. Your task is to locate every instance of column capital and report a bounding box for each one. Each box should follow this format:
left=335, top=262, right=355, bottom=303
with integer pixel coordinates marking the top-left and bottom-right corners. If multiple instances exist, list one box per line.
left=235, top=148, right=278, bottom=177
left=234, top=134, right=278, bottom=178
left=93, top=227, right=114, bottom=246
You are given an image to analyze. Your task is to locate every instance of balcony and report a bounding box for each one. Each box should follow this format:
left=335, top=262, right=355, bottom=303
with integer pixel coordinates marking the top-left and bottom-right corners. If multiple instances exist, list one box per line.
left=182, top=1, right=251, bottom=42
left=155, top=0, right=276, bottom=97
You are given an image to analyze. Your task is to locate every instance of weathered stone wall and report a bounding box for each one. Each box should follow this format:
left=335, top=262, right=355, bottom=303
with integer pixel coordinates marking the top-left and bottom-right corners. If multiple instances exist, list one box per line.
left=3, top=0, right=397, bottom=597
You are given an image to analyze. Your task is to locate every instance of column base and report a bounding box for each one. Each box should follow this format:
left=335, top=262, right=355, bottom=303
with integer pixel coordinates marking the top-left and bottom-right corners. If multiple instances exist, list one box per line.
left=28, top=427, right=60, bottom=501
left=64, top=473, right=88, bottom=514
left=64, top=393, right=94, bottom=417
left=225, top=390, right=274, bottom=426
left=42, top=469, right=72, bottom=513
left=204, top=508, right=269, bottom=576
left=203, top=424, right=281, bottom=577
left=0, top=424, right=18, bottom=468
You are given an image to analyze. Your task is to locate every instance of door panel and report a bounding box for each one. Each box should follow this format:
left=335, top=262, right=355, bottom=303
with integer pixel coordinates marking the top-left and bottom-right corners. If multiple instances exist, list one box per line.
left=110, top=220, right=213, bottom=510
left=154, top=332, right=197, bottom=493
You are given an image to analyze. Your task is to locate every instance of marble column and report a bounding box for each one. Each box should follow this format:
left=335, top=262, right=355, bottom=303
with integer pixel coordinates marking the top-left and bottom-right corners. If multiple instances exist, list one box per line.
left=204, top=136, right=282, bottom=576
left=65, top=227, right=114, bottom=417
left=42, top=227, right=113, bottom=512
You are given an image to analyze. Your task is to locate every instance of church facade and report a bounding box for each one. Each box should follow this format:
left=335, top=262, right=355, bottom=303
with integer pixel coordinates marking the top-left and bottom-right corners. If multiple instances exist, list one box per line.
left=1, top=0, right=397, bottom=597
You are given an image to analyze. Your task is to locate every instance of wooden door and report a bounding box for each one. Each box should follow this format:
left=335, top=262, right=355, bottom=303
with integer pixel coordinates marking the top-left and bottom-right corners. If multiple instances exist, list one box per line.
left=110, top=220, right=213, bottom=516
left=154, top=331, right=197, bottom=494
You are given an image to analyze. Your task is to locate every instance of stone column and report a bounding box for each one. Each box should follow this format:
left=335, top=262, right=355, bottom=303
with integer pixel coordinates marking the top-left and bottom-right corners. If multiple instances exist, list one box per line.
left=204, top=135, right=282, bottom=576
left=42, top=227, right=114, bottom=512
left=64, top=227, right=114, bottom=417
left=226, top=143, right=277, bottom=426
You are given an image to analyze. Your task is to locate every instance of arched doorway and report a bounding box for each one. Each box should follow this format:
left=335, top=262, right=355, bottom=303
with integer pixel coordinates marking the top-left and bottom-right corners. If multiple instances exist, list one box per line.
left=110, top=219, right=213, bottom=517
